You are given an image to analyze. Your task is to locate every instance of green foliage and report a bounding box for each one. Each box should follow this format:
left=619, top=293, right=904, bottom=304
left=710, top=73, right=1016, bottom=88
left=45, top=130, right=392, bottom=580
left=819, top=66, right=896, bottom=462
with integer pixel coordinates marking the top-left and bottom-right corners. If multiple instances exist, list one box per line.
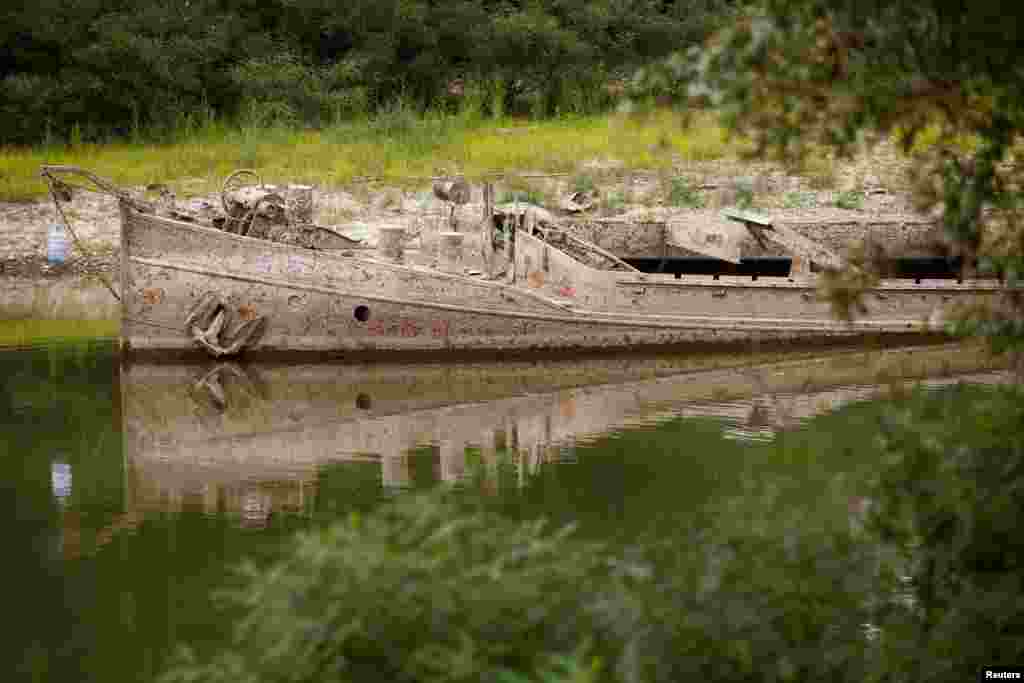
left=496, top=642, right=604, bottom=683
left=500, top=189, right=547, bottom=206
left=803, top=157, right=839, bottom=190
left=818, top=245, right=882, bottom=322
left=626, top=0, right=741, bottom=111
left=863, top=383, right=1024, bottom=680
left=160, top=483, right=872, bottom=683
left=230, top=53, right=369, bottom=128
left=667, top=177, right=706, bottom=208
left=783, top=190, right=817, bottom=209
left=572, top=173, right=598, bottom=194
left=602, top=190, right=626, bottom=212
left=733, top=179, right=755, bottom=210
left=629, top=0, right=1024, bottom=351
left=833, top=190, right=865, bottom=211
left=159, top=494, right=633, bottom=683
left=0, top=0, right=717, bottom=145
left=366, top=97, right=422, bottom=139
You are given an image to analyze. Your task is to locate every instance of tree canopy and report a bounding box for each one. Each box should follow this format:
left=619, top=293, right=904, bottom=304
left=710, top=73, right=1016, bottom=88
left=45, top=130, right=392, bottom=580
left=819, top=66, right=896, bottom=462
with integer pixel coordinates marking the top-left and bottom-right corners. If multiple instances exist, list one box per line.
left=0, top=0, right=736, bottom=145
left=632, top=0, right=1024, bottom=353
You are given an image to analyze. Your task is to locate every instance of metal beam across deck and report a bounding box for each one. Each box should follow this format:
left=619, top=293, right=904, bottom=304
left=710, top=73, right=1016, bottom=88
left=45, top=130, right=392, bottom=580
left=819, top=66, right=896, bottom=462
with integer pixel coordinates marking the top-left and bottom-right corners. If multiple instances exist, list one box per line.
left=722, top=209, right=846, bottom=270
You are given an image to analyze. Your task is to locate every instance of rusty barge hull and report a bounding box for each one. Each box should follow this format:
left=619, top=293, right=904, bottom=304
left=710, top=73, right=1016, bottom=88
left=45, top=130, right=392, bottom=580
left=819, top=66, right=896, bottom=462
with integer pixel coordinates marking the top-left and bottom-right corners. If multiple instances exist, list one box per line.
left=120, top=207, right=999, bottom=359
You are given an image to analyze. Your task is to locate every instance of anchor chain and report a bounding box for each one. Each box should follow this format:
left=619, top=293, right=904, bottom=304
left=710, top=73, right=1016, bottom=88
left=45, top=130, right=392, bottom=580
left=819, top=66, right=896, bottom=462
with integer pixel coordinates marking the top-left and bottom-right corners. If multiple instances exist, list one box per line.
left=185, top=292, right=267, bottom=358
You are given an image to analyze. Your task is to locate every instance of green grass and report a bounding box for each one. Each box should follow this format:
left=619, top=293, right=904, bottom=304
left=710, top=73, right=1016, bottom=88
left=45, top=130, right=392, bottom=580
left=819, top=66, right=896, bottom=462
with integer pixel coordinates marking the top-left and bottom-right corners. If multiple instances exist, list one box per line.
left=895, top=120, right=983, bottom=156
left=498, top=188, right=547, bottom=206
left=833, top=189, right=865, bottom=210
left=783, top=190, right=817, bottom=209
left=733, top=178, right=756, bottom=209
left=667, top=177, right=706, bottom=208
left=602, top=189, right=626, bottom=211
left=800, top=154, right=839, bottom=190
left=0, top=319, right=119, bottom=347
left=571, top=172, right=597, bottom=194
left=0, top=108, right=735, bottom=202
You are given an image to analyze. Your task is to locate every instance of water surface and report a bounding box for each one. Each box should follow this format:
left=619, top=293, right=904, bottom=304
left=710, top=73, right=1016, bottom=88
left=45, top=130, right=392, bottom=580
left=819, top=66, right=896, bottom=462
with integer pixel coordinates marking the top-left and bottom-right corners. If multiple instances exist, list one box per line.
left=0, top=340, right=1010, bottom=682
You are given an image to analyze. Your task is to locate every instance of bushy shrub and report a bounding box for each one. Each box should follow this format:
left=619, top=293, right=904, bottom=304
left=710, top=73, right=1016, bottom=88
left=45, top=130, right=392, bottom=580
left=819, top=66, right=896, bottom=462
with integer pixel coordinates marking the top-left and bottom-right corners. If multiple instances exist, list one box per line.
left=863, top=383, right=1024, bottom=680
left=0, top=74, right=66, bottom=146
left=157, top=492, right=877, bottom=683
left=159, top=495, right=633, bottom=683
left=231, top=53, right=369, bottom=129
left=1, top=0, right=718, bottom=144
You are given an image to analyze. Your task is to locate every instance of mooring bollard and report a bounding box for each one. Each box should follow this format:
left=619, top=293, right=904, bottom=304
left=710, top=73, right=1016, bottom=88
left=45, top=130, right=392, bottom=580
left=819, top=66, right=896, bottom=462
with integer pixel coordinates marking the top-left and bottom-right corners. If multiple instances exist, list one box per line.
left=439, top=231, right=465, bottom=273
left=377, top=225, right=407, bottom=262
left=286, top=184, right=314, bottom=224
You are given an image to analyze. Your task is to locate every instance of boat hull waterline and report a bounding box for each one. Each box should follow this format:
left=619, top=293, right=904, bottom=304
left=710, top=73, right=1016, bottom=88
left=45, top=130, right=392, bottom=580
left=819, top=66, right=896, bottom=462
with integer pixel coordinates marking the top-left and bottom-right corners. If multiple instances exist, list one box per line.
left=120, top=206, right=999, bottom=358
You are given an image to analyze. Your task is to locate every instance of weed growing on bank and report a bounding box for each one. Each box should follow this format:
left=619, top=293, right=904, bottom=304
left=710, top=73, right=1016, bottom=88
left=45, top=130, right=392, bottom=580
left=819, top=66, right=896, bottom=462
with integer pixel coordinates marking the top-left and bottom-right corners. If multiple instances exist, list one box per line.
left=0, top=107, right=733, bottom=202
left=783, top=190, right=817, bottom=209
left=733, top=178, right=756, bottom=210
left=833, top=190, right=866, bottom=210
left=667, top=177, right=706, bottom=208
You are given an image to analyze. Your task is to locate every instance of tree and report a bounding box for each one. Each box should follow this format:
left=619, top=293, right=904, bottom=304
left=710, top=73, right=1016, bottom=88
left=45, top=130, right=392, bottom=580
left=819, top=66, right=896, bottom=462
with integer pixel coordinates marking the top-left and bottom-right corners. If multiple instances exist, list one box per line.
left=632, top=0, right=1024, bottom=355
left=158, top=494, right=625, bottom=683
left=864, top=383, right=1024, bottom=680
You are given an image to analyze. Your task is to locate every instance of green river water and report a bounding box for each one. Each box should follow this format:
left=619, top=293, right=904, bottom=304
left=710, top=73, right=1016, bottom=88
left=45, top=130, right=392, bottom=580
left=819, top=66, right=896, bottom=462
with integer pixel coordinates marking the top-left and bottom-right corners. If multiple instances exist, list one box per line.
left=0, top=340, right=1013, bottom=682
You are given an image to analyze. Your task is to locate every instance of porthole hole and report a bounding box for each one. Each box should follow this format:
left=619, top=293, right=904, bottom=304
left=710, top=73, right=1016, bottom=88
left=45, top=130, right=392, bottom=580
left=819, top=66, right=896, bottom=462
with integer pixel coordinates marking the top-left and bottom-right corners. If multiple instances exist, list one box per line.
left=355, top=393, right=372, bottom=410
left=354, top=305, right=370, bottom=322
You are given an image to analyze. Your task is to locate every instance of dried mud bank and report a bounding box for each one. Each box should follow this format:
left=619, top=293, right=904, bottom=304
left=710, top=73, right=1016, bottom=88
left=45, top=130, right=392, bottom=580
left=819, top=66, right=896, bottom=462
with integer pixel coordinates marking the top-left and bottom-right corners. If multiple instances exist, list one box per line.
left=1, top=276, right=121, bottom=320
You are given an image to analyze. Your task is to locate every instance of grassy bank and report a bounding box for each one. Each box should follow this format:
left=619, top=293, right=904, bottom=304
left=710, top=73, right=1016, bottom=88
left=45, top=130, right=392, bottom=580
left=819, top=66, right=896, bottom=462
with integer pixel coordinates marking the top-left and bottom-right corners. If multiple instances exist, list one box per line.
left=0, top=107, right=736, bottom=202
left=0, top=319, right=119, bottom=348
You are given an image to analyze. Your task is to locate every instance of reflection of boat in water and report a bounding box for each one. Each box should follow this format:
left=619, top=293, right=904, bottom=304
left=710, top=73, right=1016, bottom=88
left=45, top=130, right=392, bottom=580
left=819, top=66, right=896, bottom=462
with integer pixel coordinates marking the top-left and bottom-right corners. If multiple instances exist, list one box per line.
left=122, top=344, right=1011, bottom=520
left=676, top=373, right=1013, bottom=443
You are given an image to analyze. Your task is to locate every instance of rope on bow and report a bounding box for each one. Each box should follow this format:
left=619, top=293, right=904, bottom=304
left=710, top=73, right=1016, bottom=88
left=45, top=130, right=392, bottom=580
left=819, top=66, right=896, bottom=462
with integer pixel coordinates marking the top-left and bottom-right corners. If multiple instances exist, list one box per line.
left=38, top=166, right=137, bottom=303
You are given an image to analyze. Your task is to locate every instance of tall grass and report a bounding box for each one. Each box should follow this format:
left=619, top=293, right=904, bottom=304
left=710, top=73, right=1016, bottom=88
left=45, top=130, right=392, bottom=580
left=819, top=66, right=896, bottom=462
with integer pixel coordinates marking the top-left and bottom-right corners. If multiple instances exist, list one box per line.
left=0, top=103, right=734, bottom=202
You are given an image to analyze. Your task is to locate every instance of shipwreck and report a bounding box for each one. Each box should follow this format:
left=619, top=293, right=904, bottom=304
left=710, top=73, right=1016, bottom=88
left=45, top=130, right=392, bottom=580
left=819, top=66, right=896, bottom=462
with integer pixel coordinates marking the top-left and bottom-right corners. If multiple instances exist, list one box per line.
left=41, top=165, right=1004, bottom=360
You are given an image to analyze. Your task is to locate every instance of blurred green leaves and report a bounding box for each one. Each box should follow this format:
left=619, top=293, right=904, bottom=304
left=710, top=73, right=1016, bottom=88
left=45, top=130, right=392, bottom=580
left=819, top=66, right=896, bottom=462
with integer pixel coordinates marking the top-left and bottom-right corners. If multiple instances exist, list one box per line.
left=158, top=382, right=1024, bottom=683
left=629, top=0, right=1024, bottom=353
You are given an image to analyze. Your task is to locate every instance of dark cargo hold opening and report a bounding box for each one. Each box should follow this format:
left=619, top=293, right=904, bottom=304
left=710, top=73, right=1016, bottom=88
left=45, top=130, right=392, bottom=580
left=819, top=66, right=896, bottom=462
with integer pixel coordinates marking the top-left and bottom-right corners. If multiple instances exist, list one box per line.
left=624, top=256, right=975, bottom=280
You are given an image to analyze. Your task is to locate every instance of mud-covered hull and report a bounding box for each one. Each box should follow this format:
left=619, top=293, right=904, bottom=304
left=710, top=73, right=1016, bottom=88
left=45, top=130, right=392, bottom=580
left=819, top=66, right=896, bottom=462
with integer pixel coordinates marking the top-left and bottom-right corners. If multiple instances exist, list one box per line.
left=119, top=206, right=988, bottom=359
